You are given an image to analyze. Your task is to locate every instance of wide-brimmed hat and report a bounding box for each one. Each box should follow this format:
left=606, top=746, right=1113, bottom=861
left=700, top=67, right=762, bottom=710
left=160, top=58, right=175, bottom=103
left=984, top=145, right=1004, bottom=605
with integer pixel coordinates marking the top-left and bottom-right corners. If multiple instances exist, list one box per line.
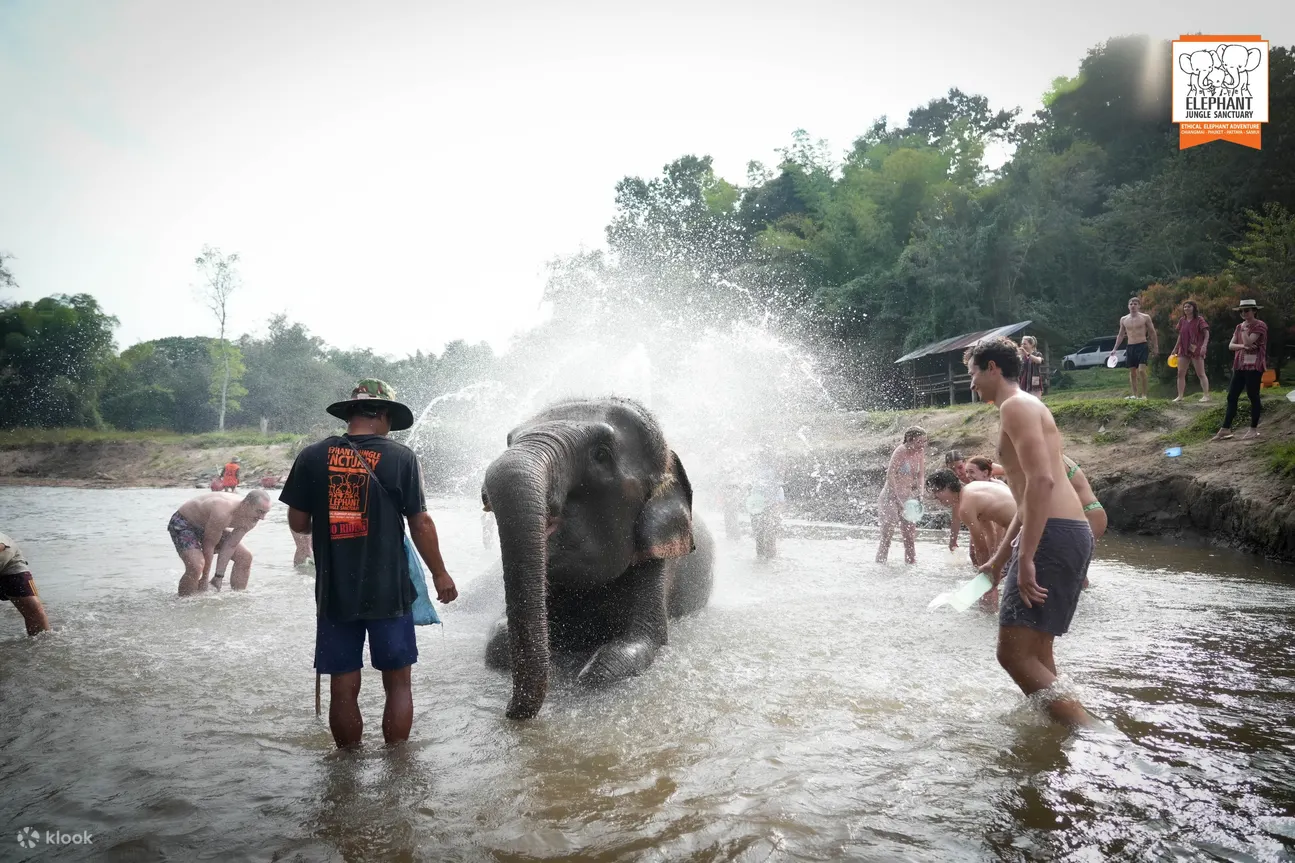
left=1234, top=299, right=1263, bottom=312
left=327, top=379, right=415, bottom=431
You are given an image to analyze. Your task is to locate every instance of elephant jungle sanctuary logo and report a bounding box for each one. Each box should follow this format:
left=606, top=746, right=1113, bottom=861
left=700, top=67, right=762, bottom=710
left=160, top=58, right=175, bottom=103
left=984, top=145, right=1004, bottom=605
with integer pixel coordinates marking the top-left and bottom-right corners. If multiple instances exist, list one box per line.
left=1173, top=35, right=1269, bottom=150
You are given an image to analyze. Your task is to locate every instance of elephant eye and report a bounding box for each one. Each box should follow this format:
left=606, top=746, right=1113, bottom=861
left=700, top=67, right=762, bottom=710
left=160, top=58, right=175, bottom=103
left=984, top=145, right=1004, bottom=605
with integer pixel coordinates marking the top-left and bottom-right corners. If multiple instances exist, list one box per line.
left=593, top=444, right=613, bottom=464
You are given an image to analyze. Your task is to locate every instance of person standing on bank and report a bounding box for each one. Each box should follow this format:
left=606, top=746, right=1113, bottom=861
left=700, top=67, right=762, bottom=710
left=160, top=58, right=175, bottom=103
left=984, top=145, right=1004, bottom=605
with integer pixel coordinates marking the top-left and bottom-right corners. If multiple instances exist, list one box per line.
left=280, top=379, right=458, bottom=749
left=1170, top=300, right=1210, bottom=403
left=1211, top=300, right=1269, bottom=442
left=1018, top=336, right=1045, bottom=397
left=1111, top=297, right=1158, bottom=400
left=221, top=457, right=241, bottom=493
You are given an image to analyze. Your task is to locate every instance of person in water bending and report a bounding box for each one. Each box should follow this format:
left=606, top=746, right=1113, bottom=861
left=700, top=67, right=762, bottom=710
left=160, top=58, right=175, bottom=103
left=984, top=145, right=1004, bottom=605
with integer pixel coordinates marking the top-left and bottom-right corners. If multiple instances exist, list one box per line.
left=926, top=470, right=1017, bottom=566
left=875, top=426, right=927, bottom=565
left=167, top=490, right=272, bottom=595
left=0, top=531, right=52, bottom=636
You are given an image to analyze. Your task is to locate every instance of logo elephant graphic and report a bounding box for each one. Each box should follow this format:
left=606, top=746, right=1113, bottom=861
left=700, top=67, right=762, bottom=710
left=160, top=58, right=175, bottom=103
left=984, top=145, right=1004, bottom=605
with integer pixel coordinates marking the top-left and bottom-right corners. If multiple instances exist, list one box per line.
left=1178, top=44, right=1262, bottom=97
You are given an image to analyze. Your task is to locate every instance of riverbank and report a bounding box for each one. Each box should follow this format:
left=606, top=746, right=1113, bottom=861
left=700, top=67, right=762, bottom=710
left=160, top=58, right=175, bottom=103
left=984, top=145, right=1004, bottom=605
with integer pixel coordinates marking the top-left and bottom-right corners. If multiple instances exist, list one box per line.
left=775, top=387, right=1295, bottom=563
left=0, top=429, right=302, bottom=489
left=3, top=386, right=1294, bottom=561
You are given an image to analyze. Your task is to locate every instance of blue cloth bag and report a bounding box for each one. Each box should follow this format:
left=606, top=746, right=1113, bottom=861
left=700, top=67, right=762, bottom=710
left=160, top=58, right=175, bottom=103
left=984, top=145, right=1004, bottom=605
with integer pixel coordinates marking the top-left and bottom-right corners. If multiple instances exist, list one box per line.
left=404, top=535, right=441, bottom=626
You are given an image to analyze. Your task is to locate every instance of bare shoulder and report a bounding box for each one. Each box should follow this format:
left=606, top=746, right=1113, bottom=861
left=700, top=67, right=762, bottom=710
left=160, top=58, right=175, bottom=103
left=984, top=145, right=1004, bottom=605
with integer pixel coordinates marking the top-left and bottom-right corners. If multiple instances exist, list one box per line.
left=1000, top=393, right=1048, bottom=433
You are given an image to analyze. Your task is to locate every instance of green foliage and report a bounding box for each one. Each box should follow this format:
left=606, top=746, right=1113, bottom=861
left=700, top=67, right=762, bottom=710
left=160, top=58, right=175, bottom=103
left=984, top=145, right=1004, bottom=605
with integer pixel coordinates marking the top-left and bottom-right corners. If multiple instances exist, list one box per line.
left=0, top=427, right=300, bottom=448
left=1264, top=442, right=1295, bottom=479
left=100, top=336, right=220, bottom=432
left=0, top=294, right=118, bottom=428
left=0, top=251, right=17, bottom=293
left=536, top=40, right=1295, bottom=409
left=208, top=341, right=247, bottom=415
left=1138, top=274, right=1254, bottom=384
left=1050, top=397, right=1166, bottom=429
left=1228, top=202, right=1294, bottom=379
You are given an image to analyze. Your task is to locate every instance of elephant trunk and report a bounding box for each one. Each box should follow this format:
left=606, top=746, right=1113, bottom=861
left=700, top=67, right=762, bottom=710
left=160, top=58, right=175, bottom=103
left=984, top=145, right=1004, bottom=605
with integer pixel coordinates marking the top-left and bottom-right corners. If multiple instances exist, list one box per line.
left=482, top=429, right=576, bottom=720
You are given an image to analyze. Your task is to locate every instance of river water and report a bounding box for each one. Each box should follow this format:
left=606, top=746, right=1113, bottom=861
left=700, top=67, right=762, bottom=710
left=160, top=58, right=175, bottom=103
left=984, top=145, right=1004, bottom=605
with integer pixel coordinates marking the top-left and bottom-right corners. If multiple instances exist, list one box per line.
left=1, top=486, right=1293, bottom=862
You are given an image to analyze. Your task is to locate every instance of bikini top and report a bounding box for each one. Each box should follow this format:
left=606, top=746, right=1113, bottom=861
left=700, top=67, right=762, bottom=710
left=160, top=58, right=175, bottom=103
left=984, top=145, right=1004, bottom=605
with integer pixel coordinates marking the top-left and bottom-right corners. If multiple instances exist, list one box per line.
left=1062, top=455, right=1079, bottom=480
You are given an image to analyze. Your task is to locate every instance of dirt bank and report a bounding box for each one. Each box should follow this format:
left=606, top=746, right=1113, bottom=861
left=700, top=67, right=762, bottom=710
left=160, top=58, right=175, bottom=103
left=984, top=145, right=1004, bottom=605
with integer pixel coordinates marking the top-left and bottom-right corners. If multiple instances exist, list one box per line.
left=0, top=438, right=299, bottom=489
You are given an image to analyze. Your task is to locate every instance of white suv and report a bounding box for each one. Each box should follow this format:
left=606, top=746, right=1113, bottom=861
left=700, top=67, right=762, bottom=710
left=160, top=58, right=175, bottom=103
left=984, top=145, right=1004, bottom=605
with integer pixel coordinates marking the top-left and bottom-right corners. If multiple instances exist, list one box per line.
left=1062, top=336, right=1125, bottom=370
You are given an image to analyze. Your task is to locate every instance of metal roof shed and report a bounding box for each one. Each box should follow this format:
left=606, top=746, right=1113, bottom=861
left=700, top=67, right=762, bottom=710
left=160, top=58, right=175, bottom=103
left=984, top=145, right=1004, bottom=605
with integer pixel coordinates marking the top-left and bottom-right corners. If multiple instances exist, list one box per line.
left=893, top=321, right=1034, bottom=408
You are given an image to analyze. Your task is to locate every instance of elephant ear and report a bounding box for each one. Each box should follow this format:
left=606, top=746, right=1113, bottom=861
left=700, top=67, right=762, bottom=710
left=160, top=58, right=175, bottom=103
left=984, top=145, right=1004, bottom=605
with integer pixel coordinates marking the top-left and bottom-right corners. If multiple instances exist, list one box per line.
left=1246, top=47, right=1262, bottom=72
left=634, top=450, right=695, bottom=561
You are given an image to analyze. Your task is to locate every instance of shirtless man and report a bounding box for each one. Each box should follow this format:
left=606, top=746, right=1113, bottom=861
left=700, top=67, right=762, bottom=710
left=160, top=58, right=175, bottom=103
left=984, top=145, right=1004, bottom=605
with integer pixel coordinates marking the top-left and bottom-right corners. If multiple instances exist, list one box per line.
left=875, top=426, right=926, bottom=564
left=968, top=337, right=1096, bottom=728
left=167, top=490, right=272, bottom=595
left=926, top=470, right=1017, bottom=567
left=1111, top=297, right=1159, bottom=400
left=926, top=469, right=1018, bottom=611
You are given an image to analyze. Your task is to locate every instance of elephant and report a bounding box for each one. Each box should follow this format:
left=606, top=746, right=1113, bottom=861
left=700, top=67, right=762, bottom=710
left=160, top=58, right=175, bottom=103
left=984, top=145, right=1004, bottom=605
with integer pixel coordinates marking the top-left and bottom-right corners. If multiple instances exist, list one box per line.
left=1215, top=44, right=1262, bottom=97
left=1178, top=50, right=1217, bottom=96
left=480, top=396, right=714, bottom=720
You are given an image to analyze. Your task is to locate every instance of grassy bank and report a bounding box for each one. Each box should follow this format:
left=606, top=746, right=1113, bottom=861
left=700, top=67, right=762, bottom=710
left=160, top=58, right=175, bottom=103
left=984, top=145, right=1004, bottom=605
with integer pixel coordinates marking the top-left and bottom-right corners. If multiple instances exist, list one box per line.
left=0, top=428, right=303, bottom=449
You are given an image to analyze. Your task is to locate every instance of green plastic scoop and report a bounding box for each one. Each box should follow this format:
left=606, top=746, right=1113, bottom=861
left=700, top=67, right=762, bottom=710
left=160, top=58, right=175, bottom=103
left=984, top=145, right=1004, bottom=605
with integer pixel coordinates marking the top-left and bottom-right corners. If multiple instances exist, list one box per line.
left=928, top=572, right=994, bottom=612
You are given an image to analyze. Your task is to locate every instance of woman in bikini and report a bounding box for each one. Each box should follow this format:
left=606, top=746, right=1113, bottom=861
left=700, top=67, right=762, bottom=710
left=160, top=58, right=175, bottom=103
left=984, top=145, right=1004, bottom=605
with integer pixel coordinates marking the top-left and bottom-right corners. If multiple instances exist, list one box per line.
left=875, top=426, right=927, bottom=565
left=1062, top=454, right=1104, bottom=589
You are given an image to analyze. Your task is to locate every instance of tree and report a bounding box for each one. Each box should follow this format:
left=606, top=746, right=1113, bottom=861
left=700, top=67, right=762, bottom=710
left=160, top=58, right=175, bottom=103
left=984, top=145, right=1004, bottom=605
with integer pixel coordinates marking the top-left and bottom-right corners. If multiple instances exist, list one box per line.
left=99, top=337, right=223, bottom=431
left=1228, top=202, right=1295, bottom=380
left=0, top=251, right=16, bottom=297
left=194, top=246, right=241, bottom=431
left=239, top=316, right=350, bottom=432
left=0, top=294, right=118, bottom=428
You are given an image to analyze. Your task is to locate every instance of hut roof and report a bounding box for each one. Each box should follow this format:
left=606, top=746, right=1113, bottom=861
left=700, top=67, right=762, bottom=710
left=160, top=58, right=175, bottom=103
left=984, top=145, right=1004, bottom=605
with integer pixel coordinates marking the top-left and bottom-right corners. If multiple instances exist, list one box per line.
left=893, top=321, right=1033, bottom=364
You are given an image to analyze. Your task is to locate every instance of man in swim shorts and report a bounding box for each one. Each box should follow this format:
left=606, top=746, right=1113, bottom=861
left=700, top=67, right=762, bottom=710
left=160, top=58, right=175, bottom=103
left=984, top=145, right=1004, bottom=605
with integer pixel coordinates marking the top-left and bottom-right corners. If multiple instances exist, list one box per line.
left=969, top=336, right=1096, bottom=728
left=1112, top=296, right=1158, bottom=400
left=0, top=532, right=52, bottom=636
left=168, top=490, right=272, bottom=595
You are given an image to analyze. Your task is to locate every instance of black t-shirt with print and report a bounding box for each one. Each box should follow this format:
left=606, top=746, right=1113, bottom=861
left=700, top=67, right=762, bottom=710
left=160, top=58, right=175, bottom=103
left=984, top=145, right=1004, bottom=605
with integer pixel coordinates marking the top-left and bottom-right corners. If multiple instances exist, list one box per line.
left=279, top=433, right=426, bottom=622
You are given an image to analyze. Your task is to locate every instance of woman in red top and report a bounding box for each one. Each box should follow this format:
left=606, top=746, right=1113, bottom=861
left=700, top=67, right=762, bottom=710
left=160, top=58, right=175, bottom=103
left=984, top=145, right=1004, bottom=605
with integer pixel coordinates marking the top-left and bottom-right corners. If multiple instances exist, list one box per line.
left=1210, top=299, right=1268, bottom=442
left=1170, top=300, right=1211, bottom=403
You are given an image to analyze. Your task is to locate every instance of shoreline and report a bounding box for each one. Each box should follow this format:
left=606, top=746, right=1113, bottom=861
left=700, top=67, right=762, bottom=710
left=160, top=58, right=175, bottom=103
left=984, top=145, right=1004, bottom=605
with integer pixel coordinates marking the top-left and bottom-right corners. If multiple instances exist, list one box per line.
left=3, top=394, right=1293, bottom=564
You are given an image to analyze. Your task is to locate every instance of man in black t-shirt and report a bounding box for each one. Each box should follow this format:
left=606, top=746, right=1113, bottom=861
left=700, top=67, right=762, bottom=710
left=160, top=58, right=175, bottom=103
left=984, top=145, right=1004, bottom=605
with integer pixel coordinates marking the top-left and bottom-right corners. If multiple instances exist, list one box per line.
left=280, top=378, right=457, bottom=749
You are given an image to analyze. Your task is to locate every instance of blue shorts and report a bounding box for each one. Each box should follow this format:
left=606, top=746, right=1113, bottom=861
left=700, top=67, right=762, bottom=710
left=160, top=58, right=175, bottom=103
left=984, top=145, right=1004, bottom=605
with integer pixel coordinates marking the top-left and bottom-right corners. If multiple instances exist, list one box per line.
left=315, top=612, right=418, bottom=674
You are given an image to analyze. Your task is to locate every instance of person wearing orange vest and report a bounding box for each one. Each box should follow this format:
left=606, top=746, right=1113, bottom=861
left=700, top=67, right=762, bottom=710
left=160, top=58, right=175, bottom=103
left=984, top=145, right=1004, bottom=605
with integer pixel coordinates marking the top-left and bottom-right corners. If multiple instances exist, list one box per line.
left=221, top=457, right=241, bottom=493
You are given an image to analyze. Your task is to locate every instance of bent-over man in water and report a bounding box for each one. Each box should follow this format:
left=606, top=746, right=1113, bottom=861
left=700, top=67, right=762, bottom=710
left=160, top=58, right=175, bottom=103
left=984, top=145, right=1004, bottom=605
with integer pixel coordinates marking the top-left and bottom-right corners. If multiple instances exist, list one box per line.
left=926, top=470, right=1017, bottom=566
left=0, top=531, right=52, bottom=636
left=167, top=490, right=272, bottom=595
left=969, top=336, right=1096, bottom=728
left=1111, top=296, right=1158, bottom=400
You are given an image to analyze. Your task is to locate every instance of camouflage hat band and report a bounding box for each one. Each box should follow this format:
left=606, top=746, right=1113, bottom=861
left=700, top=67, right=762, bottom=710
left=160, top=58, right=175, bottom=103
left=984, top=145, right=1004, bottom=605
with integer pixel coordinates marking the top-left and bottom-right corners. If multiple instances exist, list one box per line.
left=326, top=378, right=415, bottom=431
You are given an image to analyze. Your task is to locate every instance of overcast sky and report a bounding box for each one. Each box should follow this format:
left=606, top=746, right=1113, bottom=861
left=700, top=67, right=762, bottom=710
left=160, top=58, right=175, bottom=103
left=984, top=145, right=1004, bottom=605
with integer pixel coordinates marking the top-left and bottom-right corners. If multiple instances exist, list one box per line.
left=1, top=0, right=1289, bottom=358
